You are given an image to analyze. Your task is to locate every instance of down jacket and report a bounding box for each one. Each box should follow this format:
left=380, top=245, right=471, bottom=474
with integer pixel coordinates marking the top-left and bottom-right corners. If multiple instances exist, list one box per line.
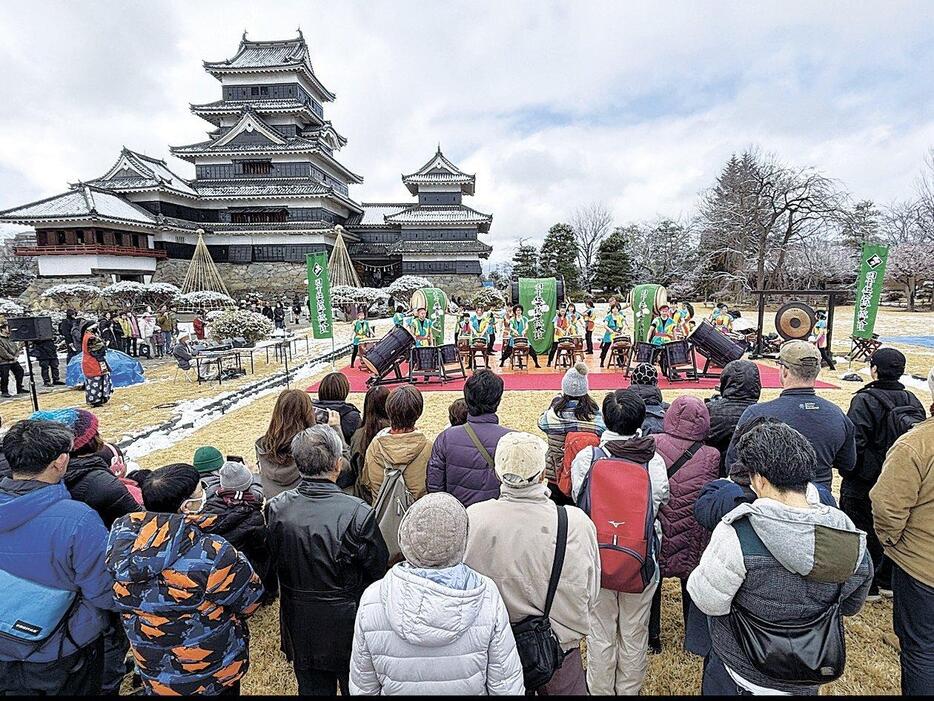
left=64, top=453, right=142, bottom=528
left=350, top=563, right=524, bottom=695
left=427, top=414, right=513, bottom=508
left=705, top=360, right=761, bottom=476
left=656, top=397, right=721, bottom=580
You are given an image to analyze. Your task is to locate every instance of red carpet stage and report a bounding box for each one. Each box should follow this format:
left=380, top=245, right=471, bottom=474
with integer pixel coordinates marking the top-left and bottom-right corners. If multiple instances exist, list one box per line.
left=308, top=350, right=838, bottom=393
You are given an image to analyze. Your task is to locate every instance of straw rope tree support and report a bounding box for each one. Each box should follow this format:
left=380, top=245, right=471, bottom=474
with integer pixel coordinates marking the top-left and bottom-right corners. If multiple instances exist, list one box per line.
left=179, top=229, right=232, bottom=311
left=328, top=226, right=362, bottom=288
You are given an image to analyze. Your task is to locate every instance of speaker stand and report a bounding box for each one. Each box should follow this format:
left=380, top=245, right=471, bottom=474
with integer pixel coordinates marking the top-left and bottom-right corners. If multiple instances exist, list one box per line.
left=23, top=342, right=40, bottom=413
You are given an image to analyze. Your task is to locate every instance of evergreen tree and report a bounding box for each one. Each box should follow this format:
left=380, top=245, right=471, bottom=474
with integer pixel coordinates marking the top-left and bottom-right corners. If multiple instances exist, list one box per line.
left=841, top=200, right=881, bottom=250
left=511, top=239, right=540, bottom=278
left=539, top=223, right=580, bottom=289
left=593, top=226, right=634, bottom=294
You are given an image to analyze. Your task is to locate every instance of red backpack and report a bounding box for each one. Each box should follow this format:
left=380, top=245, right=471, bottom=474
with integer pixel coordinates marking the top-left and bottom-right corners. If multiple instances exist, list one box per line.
left=556, top=431, right=601, bottom=497
left=578, top=447, right=657, bottom=593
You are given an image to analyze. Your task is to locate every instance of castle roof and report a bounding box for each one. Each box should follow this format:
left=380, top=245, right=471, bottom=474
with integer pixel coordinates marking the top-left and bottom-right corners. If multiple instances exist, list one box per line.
left=384, top=204, right=492, bottom=232
left=387, top=239, right=493, bottom=257
left=84, top=148, right=197, bottom=197
left=0, top=185, right=158, bottom=226
left=402, top=146, right=476, bottom=195
left=203, top=31, right=335, bottom=101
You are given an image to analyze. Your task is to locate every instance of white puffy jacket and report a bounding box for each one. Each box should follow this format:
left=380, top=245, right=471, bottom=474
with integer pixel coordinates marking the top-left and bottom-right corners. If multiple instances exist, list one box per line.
left=350, top=563, right=525, bottom=696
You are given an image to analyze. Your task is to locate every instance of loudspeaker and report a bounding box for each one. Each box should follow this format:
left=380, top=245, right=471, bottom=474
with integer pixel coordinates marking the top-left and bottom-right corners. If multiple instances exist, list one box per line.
left=7, top=316, right=54, bottom=342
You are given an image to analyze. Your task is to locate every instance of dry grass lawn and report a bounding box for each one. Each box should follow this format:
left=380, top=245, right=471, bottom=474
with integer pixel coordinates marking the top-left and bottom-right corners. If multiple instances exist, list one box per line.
left=6, top=305, right=930, bottom=695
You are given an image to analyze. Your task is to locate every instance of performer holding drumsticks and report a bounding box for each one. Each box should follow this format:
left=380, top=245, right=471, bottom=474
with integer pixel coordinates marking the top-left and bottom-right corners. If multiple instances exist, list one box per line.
left=649, top=304, right=679, bottom=379
left=349, top=309, right=374, bottom=369
left=546, top=306, right=571, bottom=367
left=406, top=307, right=434, bottom=347
left=583, top=299, right=596, bottom=354
left=499, top=304, right=541, bottom=368
left=599, top=302, right=629, bottom=368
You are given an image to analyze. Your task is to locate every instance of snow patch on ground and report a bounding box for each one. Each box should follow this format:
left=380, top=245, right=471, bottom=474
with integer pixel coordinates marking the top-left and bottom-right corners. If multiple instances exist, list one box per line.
left=123, top=360, right=328, bottom=461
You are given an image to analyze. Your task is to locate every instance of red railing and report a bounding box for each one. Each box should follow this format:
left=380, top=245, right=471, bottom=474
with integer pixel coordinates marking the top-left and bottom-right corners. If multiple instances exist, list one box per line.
left=14, top=245, right=167, bottom=259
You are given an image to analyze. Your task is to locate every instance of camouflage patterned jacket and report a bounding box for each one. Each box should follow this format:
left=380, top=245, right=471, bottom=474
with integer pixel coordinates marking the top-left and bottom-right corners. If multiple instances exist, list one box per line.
left=105, top=511, right=264, bottom=696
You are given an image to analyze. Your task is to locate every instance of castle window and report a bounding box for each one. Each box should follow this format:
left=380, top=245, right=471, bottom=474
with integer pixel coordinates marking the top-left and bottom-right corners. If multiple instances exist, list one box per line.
left=251, top=87, right=259, bottom=96
left=260, top=86, right=269, bottom=96
left=241, top=160, right=272, bottom=175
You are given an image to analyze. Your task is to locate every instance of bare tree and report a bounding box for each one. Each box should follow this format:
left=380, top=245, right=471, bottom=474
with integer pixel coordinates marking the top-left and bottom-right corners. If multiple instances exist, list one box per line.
left=572, top=202, right=613, bottom=291
left=915, top=148, right=934, bottom=242
left=696, top=149, right=844, bottom=297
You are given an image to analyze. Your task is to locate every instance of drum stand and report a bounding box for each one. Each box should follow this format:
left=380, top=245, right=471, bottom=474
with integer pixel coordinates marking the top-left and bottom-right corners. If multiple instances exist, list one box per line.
left=366, top=356, right=409, bottom=387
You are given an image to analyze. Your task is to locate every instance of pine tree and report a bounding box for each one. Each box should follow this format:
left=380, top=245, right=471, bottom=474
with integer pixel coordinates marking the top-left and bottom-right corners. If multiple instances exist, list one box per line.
left=841, top=200, right=881, bottom=251
left=511, top=239, right=540, bottom=278
left=539, top=223, right=580, bottom=289
left=593, top=226, right=634, bottom=294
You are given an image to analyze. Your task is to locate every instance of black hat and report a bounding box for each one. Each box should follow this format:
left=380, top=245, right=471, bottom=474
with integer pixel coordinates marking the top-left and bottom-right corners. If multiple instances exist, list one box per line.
left=871, top=348, right=906, bottom=380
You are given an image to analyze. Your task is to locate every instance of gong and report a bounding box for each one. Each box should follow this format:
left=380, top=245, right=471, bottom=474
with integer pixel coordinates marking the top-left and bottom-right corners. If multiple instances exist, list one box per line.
left=775, top=302, right=816, bottom=341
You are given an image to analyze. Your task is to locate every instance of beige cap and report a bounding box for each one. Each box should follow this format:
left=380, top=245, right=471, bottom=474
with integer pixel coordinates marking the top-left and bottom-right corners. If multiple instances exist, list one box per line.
left=777, top=339, right=821, bottom=369
left=494, top=432, right=548, bottom=486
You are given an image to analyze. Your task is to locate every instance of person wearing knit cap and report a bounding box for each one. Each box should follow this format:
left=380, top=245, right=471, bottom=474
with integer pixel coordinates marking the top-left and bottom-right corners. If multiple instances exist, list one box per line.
left=31, top=408, right=99, bottom=451
left=201, top=461, right=275, bottom=602
left=351, top=493, right=525, bottom=695
left=537, top=363, right=605, bottom=502
left=629, top=363, right=669, bottom=436
left=27, top=407, right=140, bottom=528
left=464, top=432, right=600, bottom=694
left=844, top=347, right=926, bottom=600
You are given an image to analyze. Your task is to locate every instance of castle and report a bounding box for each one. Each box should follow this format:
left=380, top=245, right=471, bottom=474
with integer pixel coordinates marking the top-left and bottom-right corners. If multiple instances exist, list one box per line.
left=1, top=32, right=493, bottom=299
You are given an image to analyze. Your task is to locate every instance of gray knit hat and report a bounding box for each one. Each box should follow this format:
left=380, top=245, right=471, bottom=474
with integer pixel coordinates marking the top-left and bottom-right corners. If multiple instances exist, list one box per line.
left=219, top=460, right=253, bottom=493
left=561, top=362, right=590, bottom=398
left=630, top=363, right=658, bottom=386
left=398, top=493, right=468, bottom=569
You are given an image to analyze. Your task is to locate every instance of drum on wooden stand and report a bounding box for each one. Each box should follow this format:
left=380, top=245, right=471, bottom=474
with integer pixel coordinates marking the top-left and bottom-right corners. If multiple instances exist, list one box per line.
left=688, top=320, right=746, bottom=376
left=513, top=336, right=530, bottom=349
left=634, top=342, right=657, bottom=365
left=362, top=326, right=415, bottom=377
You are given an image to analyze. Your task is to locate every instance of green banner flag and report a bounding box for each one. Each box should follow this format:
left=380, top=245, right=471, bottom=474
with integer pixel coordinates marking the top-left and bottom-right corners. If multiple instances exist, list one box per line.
left=307, top=252, right=333, bottom=340
left=631, top=283, right=666, bottom=343
left=518, top=277, right=557, bottom=355
left=852, top=244, right=889, bottom=339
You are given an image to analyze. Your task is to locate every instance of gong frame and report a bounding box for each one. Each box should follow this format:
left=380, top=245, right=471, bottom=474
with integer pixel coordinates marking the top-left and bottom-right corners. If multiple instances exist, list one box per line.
left=749, top=289, right=847, bottom=359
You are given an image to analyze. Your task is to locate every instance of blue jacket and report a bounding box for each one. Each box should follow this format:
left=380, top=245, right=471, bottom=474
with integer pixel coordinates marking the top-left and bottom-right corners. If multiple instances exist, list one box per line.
left=694, top=478, right=837, bottom=532
left=725, top=388, right=856, bottom=488
left=0, top=478, right=115, bottom=662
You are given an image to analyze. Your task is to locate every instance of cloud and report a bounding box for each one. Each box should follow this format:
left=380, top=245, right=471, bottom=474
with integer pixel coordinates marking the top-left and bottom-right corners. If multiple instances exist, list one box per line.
left=1, top=0, right=932, bottom=266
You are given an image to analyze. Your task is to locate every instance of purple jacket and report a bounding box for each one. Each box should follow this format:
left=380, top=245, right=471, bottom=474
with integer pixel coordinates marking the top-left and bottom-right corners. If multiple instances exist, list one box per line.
left=426, top=414, right=513, bottom=508
left=655, top=396, right=721, bottom=580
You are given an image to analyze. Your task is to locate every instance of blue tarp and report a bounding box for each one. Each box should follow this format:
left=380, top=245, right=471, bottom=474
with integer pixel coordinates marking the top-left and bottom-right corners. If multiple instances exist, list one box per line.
left=66, top=350, right=145, bottom=388
left=880, top=336, right=934, bottom=349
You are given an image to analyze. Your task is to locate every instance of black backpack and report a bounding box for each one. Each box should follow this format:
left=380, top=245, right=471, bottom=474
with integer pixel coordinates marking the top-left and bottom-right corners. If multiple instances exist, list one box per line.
left=510, top=505, right=568, bottom=691
left=865, top=389, right=926, bottom=445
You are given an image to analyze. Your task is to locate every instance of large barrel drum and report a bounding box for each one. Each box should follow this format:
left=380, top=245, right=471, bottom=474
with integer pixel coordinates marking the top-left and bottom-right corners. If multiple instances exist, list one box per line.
left=510, top=279, right=566, bottom=306
left=361, top=325, right=414, bottom=375
left=409, top=287, right=448, bottom=346
left=629, top=284, right=668, bottom=343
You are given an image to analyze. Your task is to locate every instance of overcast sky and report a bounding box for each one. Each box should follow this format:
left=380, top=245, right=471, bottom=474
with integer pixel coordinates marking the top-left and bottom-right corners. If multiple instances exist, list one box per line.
left=1, top=0, right=932, bottom=264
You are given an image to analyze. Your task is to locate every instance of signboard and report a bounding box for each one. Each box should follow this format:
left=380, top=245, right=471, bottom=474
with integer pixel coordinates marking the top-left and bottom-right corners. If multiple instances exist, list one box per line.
left=518, top=277, right=557, bottom=355
left=852, top=244, right=889, bottom=339
left=306, top=253, right=333, bottom=340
